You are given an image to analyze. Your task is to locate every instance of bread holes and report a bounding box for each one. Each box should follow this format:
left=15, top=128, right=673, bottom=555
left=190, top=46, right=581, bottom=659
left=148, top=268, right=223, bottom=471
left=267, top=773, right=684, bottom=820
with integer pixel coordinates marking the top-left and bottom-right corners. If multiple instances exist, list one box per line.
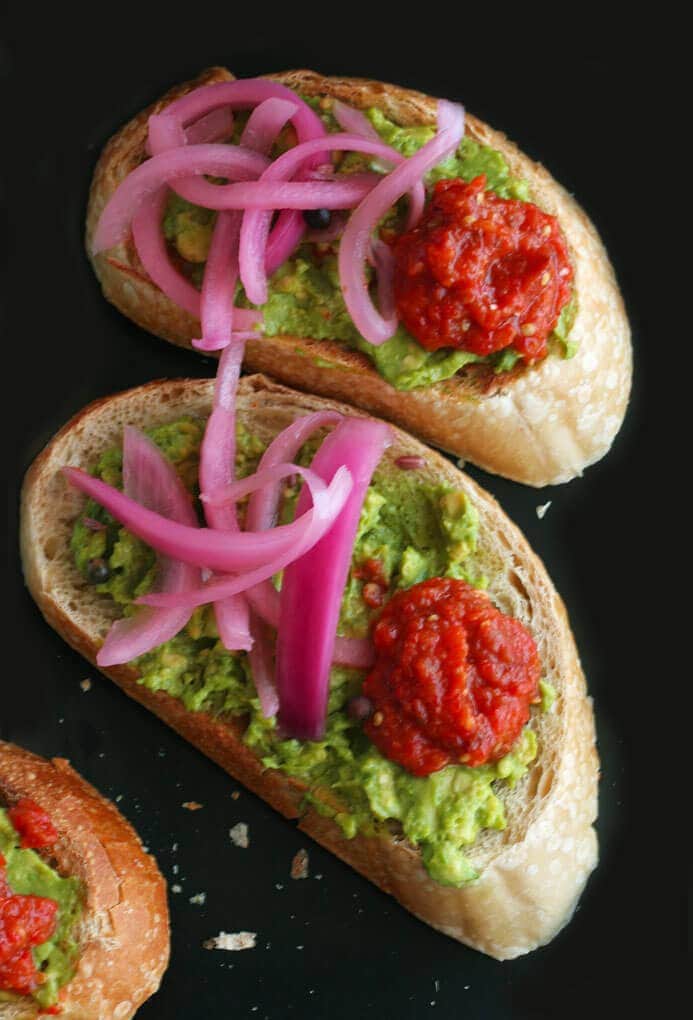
left=43, top=536, right=60, bottom=560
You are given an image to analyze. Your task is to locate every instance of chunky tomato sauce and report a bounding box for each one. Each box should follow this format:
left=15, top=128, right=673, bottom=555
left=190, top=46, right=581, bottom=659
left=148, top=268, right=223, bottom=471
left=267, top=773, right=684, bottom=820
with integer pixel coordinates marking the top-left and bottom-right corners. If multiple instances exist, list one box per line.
left=1, top=801, right=59, bottom=997
left=393, top=176, right=573, bottom=363
left=8, top=800, right=58, bottom=850
left=362, top=578, right=541, bottom=776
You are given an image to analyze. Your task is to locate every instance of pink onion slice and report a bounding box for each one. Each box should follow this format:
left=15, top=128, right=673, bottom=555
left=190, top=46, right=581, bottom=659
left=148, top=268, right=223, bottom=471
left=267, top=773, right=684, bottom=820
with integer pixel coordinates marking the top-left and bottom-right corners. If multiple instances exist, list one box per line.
left=159, top=79, right=326, bottom=150
left=332, top=100, right=382, bottom=143
left=185, top=107, right=234, bottom=146
left=276, top=418, right=392, bottom=740
left=338, top=100, right=465, bottom=345
left=241, top=97, right=299, bottom=156
left=92, top=144, right=270, bottom=253
left=137, top=465, right=353, bottom=610
left=199, top=341, right=251, bottom=650
left=131, top=188, right=203, bottom=318
left=245, top=584, right=373, bottom=669
left=97, top=427, right=200, bottom=667
left=240, top=408, right=372, bottom=670
left=195, top=211, right=244, bottom=352
left=238, top=133, right=424, bottom=306
left=145, top=107, right=234, bottom=154
left=63, top=464, right=351, bottom=575
left=248, top=616, right=279, bottom=719
left=130, top=188, right=261, bottom=334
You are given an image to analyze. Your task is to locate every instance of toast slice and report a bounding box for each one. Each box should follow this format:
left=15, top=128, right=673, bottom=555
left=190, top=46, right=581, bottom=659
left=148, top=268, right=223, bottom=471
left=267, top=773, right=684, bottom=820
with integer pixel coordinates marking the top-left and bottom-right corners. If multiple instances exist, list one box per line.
left=0, top=742, right=169, bottom=1019
left=86, top=66, right=631, bottom=486
left=20, top=374, right=598, bottom=959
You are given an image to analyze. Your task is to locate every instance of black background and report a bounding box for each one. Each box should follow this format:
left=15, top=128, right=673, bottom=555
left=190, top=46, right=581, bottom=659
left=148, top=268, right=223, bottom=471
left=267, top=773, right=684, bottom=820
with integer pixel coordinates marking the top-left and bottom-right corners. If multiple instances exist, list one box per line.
left=3, top=10, right=678, bottom=1019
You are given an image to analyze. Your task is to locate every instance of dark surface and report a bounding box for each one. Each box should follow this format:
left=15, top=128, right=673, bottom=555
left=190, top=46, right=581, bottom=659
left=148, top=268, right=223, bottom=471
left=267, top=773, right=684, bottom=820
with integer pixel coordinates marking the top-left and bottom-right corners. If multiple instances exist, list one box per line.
left=4, top=13, right=675, bottom=1019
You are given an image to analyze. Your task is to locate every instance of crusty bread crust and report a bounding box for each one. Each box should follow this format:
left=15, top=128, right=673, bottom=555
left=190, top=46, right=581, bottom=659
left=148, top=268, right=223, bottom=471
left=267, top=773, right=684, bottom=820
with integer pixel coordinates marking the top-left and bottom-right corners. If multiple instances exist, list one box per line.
left=86, top=66, right=631, bottom=487
left=0, top=742, right=169, bottom=1020
left=20, top=374, right=599, bottom=960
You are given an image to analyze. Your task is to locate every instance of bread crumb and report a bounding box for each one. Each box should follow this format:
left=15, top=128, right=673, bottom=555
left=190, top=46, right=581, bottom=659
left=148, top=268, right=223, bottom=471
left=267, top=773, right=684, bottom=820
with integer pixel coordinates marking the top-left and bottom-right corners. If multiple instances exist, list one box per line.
left=171, top=884, right=182, bottom=894
left=229, top=822, right=249, bottom=848
left=80, top=678, right=92, bottom=692
left=231, top=791, right=241, bottom=800
left=291, top=849, right=309, bottom=880
left=182, top=801, right=203, bottom=811
left=536, top=501, right=552, bottom=519
left=203, top=931, right=256, bottom=951
left=275, top=883, right=284, bottom=891
left=189, top=892, right=206, bottom=905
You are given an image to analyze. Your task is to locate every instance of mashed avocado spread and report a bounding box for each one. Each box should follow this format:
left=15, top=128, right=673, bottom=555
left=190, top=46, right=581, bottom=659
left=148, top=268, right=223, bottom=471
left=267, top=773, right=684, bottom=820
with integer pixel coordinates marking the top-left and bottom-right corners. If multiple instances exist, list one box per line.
left=71, top=419, right=548, bottom=887
left=0, top=809, right=82, bottom=1008
left=162, top=97, right=577, bottom=389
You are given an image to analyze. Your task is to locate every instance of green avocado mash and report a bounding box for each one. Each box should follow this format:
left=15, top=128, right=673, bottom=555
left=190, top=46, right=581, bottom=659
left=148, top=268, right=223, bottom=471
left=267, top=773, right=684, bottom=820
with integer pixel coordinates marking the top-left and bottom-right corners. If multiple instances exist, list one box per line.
left=71, top=419, right=546, bottom=888
left=163, top=96, right=577, bottom=389
left=0, top=810, right=82, bottom=1008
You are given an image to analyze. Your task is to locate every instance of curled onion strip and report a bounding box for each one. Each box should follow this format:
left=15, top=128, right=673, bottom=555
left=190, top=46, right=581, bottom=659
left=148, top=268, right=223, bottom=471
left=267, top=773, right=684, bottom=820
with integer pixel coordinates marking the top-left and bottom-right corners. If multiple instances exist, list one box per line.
left=63, top=465, right=352, bottom=575
left=277, top=419, right=392, bottom=740
left=97, top=428, right=200, bottom=667
left=136, top=466, right=352, bottom=610
left=199, top=342, right=251, bottom=650
left=338, top=100, right=465, bottom=345
left=238, top=132, right=425, bottom=305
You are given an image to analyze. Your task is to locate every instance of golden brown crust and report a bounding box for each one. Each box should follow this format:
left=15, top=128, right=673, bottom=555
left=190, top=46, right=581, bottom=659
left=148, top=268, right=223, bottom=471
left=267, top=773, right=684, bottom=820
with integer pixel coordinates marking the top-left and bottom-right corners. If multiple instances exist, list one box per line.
left=0, top=743, right=169, bottom=1020
left=86, top=67, right=631, bottom=487
left=20, top=374, right=598, bottom=959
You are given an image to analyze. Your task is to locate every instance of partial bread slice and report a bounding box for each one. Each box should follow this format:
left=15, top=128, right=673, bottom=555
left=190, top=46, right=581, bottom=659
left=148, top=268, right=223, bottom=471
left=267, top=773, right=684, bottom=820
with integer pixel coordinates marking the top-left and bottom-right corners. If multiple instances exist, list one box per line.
left=86, top=66, right=631, bottom=487
left=0, top=742, right=169, bottom=1019
left=20, top=374, right=598, bottom=960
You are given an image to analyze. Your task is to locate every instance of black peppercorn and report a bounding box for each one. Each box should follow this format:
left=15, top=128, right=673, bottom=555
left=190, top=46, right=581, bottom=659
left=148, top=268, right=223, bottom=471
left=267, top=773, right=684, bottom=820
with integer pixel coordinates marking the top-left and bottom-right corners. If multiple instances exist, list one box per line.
left=303, top=208, right=332, bottom=230
left=86, top=557, right=111, bottom=584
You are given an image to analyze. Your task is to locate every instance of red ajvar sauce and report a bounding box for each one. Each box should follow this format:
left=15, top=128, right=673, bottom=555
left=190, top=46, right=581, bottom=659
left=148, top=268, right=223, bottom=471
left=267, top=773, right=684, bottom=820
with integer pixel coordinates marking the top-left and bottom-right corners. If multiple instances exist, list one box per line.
left=8, top=800, right=58, bottom=850
left=392, top=176, right=573, bottom=363
left=1, top=801, right=59, bottom=996
left=362, top=578, right=541, bottom=776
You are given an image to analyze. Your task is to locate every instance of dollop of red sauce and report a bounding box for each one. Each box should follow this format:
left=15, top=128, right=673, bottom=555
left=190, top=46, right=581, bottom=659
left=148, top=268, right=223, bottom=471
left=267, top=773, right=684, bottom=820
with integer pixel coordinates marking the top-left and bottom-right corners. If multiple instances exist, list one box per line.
left=1, top=802, right=59, bottom=997
left=8, top=800, right=58, bottom=850
left=392, top=176, right=573, bottom=363
left=362, top=578, right=541, bottom=776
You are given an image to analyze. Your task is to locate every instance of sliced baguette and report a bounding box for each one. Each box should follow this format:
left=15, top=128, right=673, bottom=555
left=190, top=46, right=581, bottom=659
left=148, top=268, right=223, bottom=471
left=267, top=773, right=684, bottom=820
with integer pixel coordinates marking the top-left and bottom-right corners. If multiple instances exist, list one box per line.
left=0, top=742, right=169, bottom=1020
left=20, top=374, right=599, bottom=960
left=86, top=66, right=631, bottom=487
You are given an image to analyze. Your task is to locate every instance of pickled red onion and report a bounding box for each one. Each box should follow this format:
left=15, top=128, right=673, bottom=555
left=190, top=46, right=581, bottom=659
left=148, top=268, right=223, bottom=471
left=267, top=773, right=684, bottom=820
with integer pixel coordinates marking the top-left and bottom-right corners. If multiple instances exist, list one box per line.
left=63, top=465, right=352, bottom=574
left=338, top=100, right=465, bottom=345
left=248, top=616, right=279, bottom=719
left=92, top=144, right=270, bottom=253
left=131, top=189, right=203, bottom=318
left=97, top=428, right=200, bottom=667
left=137, top=465, right=353, bottom=610
left=193, top=98, right=300, bottom=353
left=332, top=101, right=382, bottom=143
left=239, top=408, right=372, bottom=669
left=238, top=133, right=425, bottom=305
left=277, top=418, right=392, bottom=740
left=130, top=189, right=260, bottom=332
left=145, top=107, right=233, bottom=154
left=199, top=342, right=251, bottom=650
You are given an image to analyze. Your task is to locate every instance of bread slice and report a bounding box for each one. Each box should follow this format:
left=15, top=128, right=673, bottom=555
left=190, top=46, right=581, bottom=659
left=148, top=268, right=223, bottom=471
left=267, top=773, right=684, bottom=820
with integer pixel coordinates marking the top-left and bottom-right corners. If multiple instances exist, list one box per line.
left=0, top=742, right=169, bottom=1019
left=20, top=374, right=598, bottom=960
left=86, top=66, right=631, bottom=487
